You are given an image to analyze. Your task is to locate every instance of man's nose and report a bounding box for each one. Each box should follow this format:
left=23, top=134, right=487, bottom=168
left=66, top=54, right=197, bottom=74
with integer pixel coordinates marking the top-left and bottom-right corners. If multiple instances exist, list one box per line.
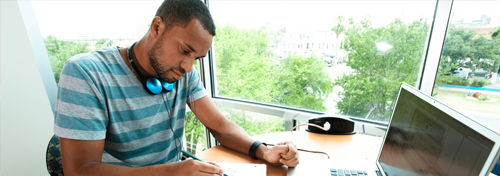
left=181, top=58, right=195, bottom=73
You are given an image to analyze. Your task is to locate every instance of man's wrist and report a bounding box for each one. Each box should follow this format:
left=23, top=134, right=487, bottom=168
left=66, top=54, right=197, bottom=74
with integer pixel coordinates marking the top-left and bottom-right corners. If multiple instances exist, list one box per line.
left=255, top=143, right=270, bottom=160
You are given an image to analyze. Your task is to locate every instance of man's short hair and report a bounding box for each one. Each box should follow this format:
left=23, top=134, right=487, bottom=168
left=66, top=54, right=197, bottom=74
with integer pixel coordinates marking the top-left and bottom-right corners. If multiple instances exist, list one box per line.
left=155, top=0, right=216, bottom=36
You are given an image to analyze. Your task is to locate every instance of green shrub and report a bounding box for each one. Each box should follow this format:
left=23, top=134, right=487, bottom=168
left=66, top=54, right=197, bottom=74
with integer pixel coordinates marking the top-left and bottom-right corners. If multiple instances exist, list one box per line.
left=436, top=75, right=470, bottom=86
left=477, top=95, right=490, bottom=101
left=471, top=79, right=488, bottom=87
left=464, top=90, right=473, bottom=97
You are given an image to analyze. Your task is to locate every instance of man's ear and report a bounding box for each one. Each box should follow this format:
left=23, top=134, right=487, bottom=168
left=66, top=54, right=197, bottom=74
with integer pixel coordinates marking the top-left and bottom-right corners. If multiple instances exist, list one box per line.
left=149, top=16, right=165, bottom=39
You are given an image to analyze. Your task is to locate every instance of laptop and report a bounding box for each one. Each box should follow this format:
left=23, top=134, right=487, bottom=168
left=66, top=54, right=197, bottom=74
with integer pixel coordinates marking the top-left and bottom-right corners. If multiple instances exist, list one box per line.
left=288, top=83, right=500, bottom=176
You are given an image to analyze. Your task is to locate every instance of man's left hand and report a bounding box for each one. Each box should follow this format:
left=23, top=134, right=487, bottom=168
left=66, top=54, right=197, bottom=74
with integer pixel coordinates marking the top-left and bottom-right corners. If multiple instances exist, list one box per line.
left=263, top=141, right=300, bottom=167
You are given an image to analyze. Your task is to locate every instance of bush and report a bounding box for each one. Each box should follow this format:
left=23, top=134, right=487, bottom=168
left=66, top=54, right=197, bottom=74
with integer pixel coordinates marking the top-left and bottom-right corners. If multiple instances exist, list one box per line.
left=464, top=90, right=473, bottom=97
left=470, top=79, right=488, bottom=87
left=477, top=95, right=490, bottom=101
left=436, top=75, right=470, bottom=86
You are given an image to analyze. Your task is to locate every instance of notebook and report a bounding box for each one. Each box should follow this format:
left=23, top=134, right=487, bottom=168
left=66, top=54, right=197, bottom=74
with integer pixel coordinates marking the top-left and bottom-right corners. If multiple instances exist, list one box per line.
left=288, top=83, right=500, bottom=176
left=219, top=163, right=266, bottom=176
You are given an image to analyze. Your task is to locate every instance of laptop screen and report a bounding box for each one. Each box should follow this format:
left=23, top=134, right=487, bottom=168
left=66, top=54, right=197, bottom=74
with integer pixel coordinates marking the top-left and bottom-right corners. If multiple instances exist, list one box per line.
left=378, top=86, right=495, bottom=176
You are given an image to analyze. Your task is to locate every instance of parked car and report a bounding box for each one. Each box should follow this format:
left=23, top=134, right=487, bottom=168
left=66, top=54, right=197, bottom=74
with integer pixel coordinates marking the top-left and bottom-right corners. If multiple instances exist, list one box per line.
left=452, top=67, right=472, bottom=80
left=324, top=57, right=333, bottom=67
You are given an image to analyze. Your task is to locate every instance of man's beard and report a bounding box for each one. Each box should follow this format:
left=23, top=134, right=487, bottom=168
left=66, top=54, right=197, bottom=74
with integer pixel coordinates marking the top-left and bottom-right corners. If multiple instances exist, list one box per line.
left=148, top=36, right=185, bottom=83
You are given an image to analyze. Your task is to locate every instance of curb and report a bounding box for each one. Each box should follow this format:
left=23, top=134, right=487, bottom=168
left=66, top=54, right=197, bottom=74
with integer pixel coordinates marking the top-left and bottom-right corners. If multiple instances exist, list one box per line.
left=436, top=84, right=500, bottom=93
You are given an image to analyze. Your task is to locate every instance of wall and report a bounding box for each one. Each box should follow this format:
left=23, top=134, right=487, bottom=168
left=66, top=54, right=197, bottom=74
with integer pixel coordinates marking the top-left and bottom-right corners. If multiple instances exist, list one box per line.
left=1, top=1, right=56, bottom=175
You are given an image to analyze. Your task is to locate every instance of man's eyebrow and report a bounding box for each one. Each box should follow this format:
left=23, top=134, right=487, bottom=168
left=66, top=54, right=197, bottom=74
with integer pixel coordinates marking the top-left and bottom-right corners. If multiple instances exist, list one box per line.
left=184, top=42, right=196, bottom=53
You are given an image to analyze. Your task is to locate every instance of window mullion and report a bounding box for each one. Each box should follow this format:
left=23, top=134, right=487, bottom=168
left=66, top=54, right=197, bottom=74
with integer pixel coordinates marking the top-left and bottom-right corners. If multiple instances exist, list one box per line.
left=419, top=0, right=454, bottom=95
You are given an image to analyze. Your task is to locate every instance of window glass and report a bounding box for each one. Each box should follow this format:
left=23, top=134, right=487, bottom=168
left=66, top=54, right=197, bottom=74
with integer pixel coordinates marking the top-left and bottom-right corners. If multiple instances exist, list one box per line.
left=32, top=1, right=160, bottom=84
left=210, top=1, right=436, bottom=122
left=433, top=1, right=500, bottom=131
left=217, top=107, right=286, bottom=136
left=32, top=1, right=208, bottom=153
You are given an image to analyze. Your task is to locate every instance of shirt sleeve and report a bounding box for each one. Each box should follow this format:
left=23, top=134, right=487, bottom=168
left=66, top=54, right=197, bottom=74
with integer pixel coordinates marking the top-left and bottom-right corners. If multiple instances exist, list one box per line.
left=53, top=57, right=109, bottom=140
left=186, top=67, right=207, bottom=103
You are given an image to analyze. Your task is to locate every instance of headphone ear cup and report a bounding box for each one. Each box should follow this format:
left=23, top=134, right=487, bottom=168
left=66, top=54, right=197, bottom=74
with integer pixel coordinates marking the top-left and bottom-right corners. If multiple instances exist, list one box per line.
left=145, top=78, right=163, bottom=95
left=162, top=81, right=176, bottom=92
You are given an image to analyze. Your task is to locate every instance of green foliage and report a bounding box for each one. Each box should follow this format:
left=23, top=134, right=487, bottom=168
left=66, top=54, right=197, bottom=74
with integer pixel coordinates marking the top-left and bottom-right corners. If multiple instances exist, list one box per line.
left=437, top=56, right=458, bottom=76
left=491, top=26, right=500, bottom=40
left=435, top=75, right=470, bottom=86
left=95, top=38, right=114, bottom=50
left=183, top=111, right=206, bottom=155
left=274, top=54, right=333, bottom=111
left=44, top=35, right=90, bottom=83
left=214, top=24, right=276, bottom=103
left=464, top=90, right=473, bottom=97
left=336, top=18, right=430, bottom=121
left=442, top=27, right=500, bottom=72
left=214, top=23, right=333, bottom=111
left=332, top=16, right=347, bottom=37
left=477, top=95, right=491, bottom=101
left=471, top=79, right=488, bottom=87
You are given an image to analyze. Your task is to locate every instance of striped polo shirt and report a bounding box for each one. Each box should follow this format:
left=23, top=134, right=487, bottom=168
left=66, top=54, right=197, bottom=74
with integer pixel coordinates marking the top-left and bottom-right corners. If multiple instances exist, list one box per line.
left=53, top=46, right=207, bottom=167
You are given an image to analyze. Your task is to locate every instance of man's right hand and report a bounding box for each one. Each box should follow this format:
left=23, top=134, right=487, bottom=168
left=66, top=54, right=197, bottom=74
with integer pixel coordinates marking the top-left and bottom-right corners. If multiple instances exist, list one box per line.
left=60, top=137, right=225, bottom=176
left=173, top=158, right=225, bottom=176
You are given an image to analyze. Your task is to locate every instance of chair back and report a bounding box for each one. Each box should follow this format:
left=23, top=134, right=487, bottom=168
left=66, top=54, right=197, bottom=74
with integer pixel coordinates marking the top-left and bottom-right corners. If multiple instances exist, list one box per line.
left=46, top=134, right=63, bottom=176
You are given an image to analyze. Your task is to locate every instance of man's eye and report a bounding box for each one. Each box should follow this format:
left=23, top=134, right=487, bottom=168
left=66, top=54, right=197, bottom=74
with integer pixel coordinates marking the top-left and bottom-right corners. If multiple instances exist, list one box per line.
left=182, top=48, right=189, bottom=54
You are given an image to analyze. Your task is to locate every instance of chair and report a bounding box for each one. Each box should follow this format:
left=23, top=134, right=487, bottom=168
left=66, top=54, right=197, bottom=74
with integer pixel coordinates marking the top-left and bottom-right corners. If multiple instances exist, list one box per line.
left=46, top=134, right=63, bottom=176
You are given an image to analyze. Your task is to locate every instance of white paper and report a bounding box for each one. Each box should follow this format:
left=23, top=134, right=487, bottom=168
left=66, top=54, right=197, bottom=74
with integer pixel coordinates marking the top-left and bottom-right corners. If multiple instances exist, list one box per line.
left=219, top=163, right=266, bottom=176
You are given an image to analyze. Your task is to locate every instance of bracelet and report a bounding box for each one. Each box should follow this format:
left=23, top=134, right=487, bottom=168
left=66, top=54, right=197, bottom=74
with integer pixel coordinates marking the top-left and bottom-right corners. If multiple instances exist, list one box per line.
left=249, top=140, right=267, bottom=160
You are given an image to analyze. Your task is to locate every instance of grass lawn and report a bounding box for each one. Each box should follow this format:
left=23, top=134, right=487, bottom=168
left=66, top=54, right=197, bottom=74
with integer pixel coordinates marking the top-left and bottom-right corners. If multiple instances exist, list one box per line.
left=433, top=88, right=500, bottom=115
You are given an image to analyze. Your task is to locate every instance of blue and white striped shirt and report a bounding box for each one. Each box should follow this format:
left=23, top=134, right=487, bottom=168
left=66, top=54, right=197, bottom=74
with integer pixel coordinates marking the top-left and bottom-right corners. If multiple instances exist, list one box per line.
left=53, top=46, right=207, bottom=167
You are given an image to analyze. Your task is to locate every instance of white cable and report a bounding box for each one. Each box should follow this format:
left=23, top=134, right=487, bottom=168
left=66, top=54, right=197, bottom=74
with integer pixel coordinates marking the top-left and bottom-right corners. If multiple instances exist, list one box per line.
left=290, top=123, right=331, bottom=132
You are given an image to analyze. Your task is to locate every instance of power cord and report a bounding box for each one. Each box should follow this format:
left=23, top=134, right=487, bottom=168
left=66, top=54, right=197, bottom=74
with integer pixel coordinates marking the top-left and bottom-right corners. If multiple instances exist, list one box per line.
left=290, top=122, right=331, bottom=132
left=266, top=143, right=330, bottom=159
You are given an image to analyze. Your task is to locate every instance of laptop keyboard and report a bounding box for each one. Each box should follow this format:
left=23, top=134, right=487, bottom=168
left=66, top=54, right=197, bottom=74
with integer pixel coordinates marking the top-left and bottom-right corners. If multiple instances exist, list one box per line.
left=330, top=168, right=368, bottom=176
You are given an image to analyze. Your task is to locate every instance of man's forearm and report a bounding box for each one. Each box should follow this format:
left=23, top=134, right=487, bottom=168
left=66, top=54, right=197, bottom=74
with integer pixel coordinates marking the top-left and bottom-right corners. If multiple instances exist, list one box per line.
left=63, top=161, right=184, bottom=176
left=208, top=120, right=270, bottom=160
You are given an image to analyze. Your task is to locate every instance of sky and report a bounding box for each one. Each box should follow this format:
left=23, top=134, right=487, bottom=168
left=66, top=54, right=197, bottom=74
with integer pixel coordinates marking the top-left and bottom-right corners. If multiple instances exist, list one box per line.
left=31, top=1, right=500, bottom=38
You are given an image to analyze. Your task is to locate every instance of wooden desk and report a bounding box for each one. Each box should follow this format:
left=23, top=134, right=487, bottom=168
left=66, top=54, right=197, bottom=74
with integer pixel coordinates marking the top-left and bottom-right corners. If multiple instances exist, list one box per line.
left=196, top=131, right=383, bottom=176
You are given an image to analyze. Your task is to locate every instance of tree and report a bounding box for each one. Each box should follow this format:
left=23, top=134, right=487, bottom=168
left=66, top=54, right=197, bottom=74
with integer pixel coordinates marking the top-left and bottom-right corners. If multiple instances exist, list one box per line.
left=360, top=15, right=373, bottom=29
left=491, top=26, right=500, bottom=39
left=274, top=54, right=333, bottom=111
left=95, top=38, right=114, bottom=50
left=441, top=27, right=500, bottom=72
left=184, top=111, right=206, bottom=154
left=332, top=16, right=347, bottom=55
left=214, top=23, right=334, bottom=111
left=335, top=19, right=430, bottom=121
left=214, top=24, right=276, bottom=103
left=44, top=35, right=91, bottom=83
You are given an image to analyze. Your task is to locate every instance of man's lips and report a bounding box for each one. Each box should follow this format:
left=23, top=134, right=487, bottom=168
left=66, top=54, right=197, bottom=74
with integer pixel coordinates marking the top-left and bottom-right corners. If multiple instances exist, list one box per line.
left=172, top=70, right=184, bottom=79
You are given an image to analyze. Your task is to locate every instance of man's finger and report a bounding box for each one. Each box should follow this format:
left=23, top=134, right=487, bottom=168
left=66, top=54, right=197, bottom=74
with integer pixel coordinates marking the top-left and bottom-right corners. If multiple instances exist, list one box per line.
left=281, top=144, right=298, bottom=160
left=207, top=161, right=225, bottom=175
left=273, top=144, right=289, bottom=156
left=198, top=162, right=224, bottom=175
left=280, top=156, right=300, bottom=167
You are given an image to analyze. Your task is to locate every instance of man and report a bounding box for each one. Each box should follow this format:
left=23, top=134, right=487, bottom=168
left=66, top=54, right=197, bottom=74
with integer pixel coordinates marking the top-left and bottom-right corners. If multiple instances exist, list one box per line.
left=54, top=0, right=299, bottom=175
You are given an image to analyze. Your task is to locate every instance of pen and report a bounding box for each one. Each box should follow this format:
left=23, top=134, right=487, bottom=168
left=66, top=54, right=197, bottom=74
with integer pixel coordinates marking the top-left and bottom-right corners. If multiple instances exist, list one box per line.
left=182, top=150, right=229, bottom=176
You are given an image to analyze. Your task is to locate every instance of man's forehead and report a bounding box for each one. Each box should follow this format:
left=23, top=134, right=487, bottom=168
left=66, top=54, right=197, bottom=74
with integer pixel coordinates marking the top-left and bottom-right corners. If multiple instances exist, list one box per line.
left=173, top=19, right=213, bottom=52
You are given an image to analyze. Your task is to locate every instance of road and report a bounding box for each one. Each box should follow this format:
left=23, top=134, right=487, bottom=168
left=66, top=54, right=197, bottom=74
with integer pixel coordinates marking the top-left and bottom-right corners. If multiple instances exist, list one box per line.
left=460, top=110, right=500, bottom=132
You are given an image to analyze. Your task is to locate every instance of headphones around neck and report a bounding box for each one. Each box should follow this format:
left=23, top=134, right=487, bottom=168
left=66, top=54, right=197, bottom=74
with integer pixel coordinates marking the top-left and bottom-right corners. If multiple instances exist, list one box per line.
left=128, top=42, right=176, bottom=95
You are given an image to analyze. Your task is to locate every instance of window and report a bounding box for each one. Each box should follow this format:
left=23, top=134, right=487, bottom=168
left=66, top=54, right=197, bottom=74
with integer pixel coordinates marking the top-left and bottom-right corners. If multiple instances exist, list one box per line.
left=209, top=1, right=437, bottom=124
left=32, top=1, right=208, bottom=154
left=433, top=1, right=500, bottom=131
